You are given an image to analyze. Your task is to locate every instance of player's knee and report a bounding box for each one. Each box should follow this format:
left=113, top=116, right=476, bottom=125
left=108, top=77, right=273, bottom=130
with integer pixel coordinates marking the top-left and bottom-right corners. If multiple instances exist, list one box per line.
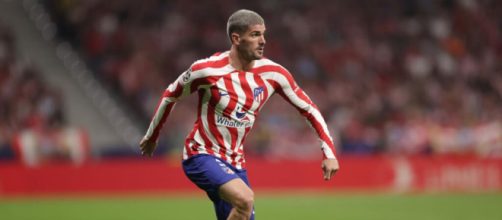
left=233, top=190, right=254, bottom=213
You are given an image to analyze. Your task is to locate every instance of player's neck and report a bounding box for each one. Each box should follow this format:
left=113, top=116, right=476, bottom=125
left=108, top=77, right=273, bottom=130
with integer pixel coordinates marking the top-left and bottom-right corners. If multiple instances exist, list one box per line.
left=229, top=47, right=254, bottom=71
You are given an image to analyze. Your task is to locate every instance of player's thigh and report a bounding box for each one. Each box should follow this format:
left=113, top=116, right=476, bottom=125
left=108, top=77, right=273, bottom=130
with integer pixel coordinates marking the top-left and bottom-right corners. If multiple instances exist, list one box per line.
left=218, top=178, right=254, bottom=204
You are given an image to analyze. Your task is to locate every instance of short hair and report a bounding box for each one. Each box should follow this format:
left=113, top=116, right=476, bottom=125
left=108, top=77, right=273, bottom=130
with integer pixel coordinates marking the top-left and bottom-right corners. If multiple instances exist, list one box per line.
left=227, top=9, right=265, bottom=42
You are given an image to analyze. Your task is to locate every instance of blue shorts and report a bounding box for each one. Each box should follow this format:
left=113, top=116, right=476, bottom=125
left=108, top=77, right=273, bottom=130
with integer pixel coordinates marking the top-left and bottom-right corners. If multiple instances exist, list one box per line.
left=182, top=154, right=255, bottom=220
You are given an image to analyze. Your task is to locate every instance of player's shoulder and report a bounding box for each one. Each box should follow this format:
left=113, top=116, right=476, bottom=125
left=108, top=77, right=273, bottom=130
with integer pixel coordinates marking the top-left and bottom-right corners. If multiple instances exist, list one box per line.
left=190, top=51, right=230, bottom=72
left=254, top=57, right=282, bottom=68
left=254, top=57, right=292, bottom=77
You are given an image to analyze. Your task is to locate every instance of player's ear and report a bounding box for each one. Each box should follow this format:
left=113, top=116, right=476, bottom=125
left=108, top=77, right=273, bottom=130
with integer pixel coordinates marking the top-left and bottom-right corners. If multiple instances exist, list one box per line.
left=231, top=32, right=240, bottom=45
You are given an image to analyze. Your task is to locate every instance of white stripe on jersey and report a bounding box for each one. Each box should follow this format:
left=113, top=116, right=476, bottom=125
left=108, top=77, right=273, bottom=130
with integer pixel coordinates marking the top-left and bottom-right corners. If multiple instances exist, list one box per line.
left=273, top=73, right=310, bottom=109
left=199, top=88, right=223, bottom=159
left=193, top=129, right=209, bottom=154
left=213, top=77, right=234, bottom=164
left=144, top=98, right=172, bottom=139
left=229, top=73, right=251, bottom=167
left=253, top=58, right=279, bottom=68
left=322, top=141, right=336, bottom=159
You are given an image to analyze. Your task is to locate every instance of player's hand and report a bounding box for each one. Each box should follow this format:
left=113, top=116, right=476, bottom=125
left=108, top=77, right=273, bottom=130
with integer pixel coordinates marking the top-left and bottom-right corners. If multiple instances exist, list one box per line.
left=321, top=158, right=339, bottom=181
left=140, top=137, right=158, bottom=157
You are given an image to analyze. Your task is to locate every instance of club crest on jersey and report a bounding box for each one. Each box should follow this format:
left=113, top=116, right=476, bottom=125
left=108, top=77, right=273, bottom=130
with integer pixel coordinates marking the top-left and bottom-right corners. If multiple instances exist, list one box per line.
left=253, top=87, right=264, bottom=102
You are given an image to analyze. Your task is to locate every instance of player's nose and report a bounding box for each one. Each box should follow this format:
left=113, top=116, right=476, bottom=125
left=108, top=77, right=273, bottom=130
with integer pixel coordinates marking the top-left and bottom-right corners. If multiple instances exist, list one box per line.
left=259, top=35, right=266, bottom=45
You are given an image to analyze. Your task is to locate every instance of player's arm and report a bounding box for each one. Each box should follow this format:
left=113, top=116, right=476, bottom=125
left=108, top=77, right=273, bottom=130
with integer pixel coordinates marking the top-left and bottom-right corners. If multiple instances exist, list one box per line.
left=140, top=67, right=199, bottom=157
left=274, top=69, right=339, bottom=180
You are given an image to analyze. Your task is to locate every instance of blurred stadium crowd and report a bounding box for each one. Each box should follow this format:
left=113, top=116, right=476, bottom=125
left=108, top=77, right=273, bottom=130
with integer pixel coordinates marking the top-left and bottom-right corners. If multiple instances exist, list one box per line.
left=0, top=20, right=66, bottom=159
left=2, top=0, right=501, bottom=161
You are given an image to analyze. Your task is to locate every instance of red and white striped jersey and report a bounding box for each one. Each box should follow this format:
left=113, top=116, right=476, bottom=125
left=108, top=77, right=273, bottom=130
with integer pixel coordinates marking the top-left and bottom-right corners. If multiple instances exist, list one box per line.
left=144, top=51, right=336, bottom=169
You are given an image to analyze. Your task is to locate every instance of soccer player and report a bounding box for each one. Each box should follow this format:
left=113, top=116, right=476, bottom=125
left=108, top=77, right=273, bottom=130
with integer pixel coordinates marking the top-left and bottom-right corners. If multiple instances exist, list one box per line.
left=140, top=9, right=339, bottom=220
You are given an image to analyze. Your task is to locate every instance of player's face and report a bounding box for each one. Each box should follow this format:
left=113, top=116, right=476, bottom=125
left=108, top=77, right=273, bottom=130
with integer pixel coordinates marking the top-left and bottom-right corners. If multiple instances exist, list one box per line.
left=237, top=24, right=266, bottom=60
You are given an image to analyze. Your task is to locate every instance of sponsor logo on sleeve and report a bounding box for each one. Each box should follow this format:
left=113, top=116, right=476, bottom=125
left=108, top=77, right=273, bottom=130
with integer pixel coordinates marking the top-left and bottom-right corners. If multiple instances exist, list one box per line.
left=182, top=69, right=191, bottom=83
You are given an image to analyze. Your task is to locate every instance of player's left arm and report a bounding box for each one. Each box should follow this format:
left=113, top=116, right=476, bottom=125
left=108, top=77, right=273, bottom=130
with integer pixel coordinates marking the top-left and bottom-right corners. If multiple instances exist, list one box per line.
left=274, top=68, right=339, bottom=180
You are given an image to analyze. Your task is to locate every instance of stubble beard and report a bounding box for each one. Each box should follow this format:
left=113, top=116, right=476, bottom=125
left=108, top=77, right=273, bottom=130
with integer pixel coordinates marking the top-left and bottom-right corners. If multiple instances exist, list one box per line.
left=238, top=44, right=263, bottom=61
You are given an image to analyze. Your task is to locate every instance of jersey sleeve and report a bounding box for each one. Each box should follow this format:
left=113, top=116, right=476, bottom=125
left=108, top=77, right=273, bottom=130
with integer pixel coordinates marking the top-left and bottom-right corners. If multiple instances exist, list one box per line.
left=142, top=66, right=205, bottom=142
left=274, top=68, right=337, bottom=159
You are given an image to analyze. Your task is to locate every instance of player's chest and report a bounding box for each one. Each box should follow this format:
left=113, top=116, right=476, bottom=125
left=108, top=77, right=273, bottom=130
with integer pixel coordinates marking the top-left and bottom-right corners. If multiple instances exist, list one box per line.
left=209, top=71, right=270, bottom=108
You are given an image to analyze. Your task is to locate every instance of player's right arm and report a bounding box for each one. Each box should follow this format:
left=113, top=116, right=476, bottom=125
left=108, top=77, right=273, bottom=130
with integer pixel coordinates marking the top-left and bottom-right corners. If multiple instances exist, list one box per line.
left=140, top=67, right=201, bottom=157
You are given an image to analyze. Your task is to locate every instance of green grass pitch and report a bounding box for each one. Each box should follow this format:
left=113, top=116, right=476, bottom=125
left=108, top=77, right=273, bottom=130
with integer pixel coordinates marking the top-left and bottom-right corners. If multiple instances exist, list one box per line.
left=1, top=192, right=501, bottom=220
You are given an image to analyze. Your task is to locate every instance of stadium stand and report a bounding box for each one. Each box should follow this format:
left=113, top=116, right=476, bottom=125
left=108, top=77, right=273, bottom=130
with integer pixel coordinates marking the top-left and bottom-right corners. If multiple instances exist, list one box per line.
left=0, top=19, right=68, bottom=161
left=0, top=0, right=502, bottom=196
left=43, top=0, right=501, bottom=158
left=1, top=0, right=501, bottom=162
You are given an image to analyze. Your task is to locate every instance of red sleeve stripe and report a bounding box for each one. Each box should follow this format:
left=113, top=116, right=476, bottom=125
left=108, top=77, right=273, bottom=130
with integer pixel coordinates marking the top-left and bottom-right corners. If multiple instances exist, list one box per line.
left=252, top=65, right=291, bottom=80
left=270, top=70, right=337, bottom=157
left=147, top=100, right=175, bottom=141
left=191, top=56, right=230, bottom=72
left=305, top=110, right=336, bottom=150
left=162, top=83, right=183, bottom=98
left=283, top=92, right=336, bottom=156
left=189, top=75, right=222, bottom=94
left=292, top=89, right=334, bottom=149
left=252, top=64, right=295, bottom=92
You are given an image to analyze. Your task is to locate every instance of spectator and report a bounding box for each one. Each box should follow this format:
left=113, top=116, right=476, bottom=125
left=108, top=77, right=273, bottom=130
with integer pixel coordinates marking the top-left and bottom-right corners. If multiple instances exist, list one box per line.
left=0, top=20, right=70, bottom=161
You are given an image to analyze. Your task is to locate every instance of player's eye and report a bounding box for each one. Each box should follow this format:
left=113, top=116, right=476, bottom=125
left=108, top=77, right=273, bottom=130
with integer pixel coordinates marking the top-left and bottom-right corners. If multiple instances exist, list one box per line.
left=251, top=32, right=261, bottom=37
